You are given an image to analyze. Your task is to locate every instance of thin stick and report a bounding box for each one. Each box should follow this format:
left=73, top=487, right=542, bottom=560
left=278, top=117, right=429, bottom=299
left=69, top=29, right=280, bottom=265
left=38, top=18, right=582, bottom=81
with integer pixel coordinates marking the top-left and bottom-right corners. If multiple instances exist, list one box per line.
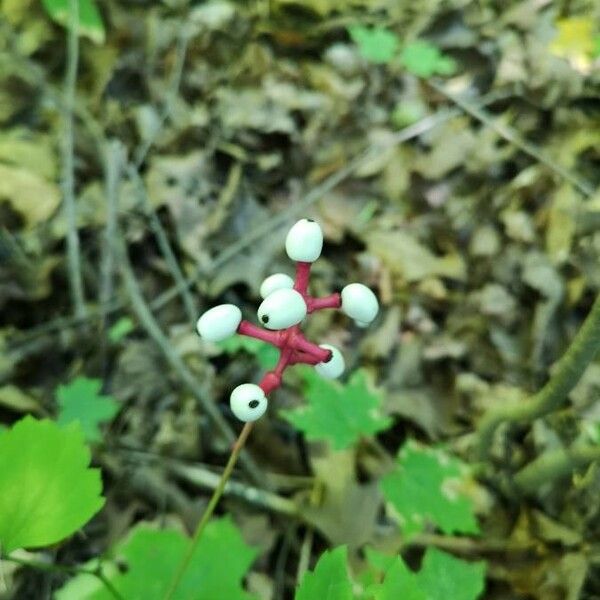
left=162, top=423, right=255, bottom=600
left=62, top=0, right=86, bottom=318
left=99, top=140, right=125, bottom=334
left=134, top=27, right=189, bottom=169
left=428, top=80, right=594, bottom=198
left=477, top=293, right=600, bottom=460
left=168, top=462, right=298, bottom=516
left=1, top=554, right=124, bottom=600
left=128, top=166, right=198, bottom=325
left=117, top=235, right=263, bottom=484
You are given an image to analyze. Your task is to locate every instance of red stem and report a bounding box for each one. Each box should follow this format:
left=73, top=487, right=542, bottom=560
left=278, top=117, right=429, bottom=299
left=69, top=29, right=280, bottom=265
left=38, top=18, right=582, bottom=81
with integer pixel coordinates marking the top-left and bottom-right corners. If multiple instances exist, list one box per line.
left=238, top=320, right=281, bottom=346
left=306, top=293, right=341, bottom=313
left=294, top=262, right=312, bottom=296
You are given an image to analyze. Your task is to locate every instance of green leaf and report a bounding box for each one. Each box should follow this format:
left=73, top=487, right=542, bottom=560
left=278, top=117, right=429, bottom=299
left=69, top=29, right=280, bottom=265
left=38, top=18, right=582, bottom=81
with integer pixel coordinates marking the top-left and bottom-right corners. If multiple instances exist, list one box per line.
left=365, top=547, right=485, bottom=600
left=218, top=335, right=279, bottom=369
left=295, top=546, right=353, bottom=600
left=416, top=548, right=486, bottom=600
left=348, top=26, right=399, bottom=64
left=40, top=0, right=105, bottom=44
left=380, top=440, right=479, bottom=537
left=108, top=317, right=135, bottom=343
left=56, top=517, right=257, bottom=599
left=281, top=369, right=392, bottom=450
left=593, top=35, right=600, bottom=58
left=400, top=41, right=456, bottom=77
left=371, top=557, right=426, bottom=600
left=0, top=416, right=104, bottom=553
left=56, top=377, right=119, bottom=443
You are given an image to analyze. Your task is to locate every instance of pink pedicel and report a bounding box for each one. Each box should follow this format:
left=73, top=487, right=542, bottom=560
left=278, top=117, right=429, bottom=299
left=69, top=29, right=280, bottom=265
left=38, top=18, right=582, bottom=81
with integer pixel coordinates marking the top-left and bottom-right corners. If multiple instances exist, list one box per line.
left=237, top=259, right=341, bottom=395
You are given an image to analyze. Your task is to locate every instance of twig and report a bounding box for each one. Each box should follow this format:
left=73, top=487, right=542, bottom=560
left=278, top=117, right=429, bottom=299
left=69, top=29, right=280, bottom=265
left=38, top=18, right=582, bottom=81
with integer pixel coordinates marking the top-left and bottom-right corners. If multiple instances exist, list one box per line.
left=99, top=140, right=126, bottom=335
left=168, top=461, right=298, bottom=516
left=428, top=80, right=595, bottom=198
left=62, top=0, right=86, bottom=318
left=133, top=27, right=189, bottom=169
left=128, top=166, right=198, bottom=325
left=477, top=293, right=600, bottom=460
left=514, top=445, right=600, bottom=495
left=117, top=232, right=263, bottom=484
left=400, top=532, right=537, bottom=554
left=107, top=443, right=315, bottom=490
left=162, top=423, right=255, bottom=600
left=1, top=554, right=124, bottom=600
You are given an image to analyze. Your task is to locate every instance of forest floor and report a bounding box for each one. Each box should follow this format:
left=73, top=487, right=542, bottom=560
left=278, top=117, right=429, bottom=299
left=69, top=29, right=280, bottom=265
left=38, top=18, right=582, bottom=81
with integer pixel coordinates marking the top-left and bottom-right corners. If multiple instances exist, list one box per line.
left=1, top=0, right=600, bottom=598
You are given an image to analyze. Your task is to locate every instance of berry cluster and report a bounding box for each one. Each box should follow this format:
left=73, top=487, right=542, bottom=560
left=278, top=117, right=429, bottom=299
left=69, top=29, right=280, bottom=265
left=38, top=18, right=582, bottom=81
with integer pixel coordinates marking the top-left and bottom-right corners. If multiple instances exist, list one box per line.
left=197, top=219, right=379, bottom=422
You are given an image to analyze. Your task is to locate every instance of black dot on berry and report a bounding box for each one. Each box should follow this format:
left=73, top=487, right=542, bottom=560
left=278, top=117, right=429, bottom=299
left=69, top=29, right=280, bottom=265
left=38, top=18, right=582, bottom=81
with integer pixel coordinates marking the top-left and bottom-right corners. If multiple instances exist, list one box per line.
left=261, top=314, right=269, bottom=323
left=306, top=218, right=314, bottom=222
left=248, top=400, right=260, bottom=409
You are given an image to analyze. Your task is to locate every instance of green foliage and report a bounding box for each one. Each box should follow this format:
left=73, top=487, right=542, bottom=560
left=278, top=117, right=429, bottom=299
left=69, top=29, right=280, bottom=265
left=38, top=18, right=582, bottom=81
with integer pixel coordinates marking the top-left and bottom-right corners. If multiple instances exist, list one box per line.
left=57, top=517, right=257, bottom=599
left=56, top=377, right=119, bottom=442
left=347, top=26, right=456, bottom=77
left=295, top=546, right=353, bottom=600
left=282, top=369, right=392, bottom=450
left=367, top=547, right=485, bottom=600
left=400, top=40, right=456, bottom=77
left=108, top=317, right=135, bottom=342
left=380, top=440, right=479, bottom=537
left=416, top=548, right=486, bottom=600
left=348, top=26, right=399, bottom=64
left=218, top=336, right=279, bottom=370
left=40, top=0, right=105, bottom=44
left=367, top=550, right=425, bottom=600
left=0, top=416, right=104, bottom=553
left=594, top=35, right=600, bottom=58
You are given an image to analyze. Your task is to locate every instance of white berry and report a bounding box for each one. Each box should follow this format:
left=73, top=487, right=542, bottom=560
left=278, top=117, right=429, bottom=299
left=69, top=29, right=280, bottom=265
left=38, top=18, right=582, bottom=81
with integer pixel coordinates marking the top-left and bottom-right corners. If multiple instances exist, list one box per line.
left=285, top=218, right=323, bottom=262
left=341, top=283, right=379, bottom=324
left=260, top=273, right=294, bottom=299
left=354, top=320, right=371, bottom=328
left=230, top=383, right=268, bottom=422
left=196, top=304, right=242, bottom=342
left=314, top=344, right=345, bottom=379
left=258, top=288, right=307, bottom=330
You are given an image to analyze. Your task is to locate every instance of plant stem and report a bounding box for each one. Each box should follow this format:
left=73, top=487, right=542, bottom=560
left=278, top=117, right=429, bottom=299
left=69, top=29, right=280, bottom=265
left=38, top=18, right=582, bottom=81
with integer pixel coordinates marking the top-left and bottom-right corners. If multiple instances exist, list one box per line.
left=1, top=554, right=124, bottom=600
left=514, top=445, right=600, bottom=494
left=63, top=0, right=86, bottom=318
left=162, top=422, right=255, bottom=600
left=477, top=293, right=600, bottom=460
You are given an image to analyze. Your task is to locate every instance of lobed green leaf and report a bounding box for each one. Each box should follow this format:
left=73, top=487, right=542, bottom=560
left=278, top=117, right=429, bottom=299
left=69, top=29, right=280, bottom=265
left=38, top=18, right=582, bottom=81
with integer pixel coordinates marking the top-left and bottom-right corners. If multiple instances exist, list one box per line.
left=0, top=416, right=104, bottom=553
left=57, top=517, right=257, bottom=599
left=295, top=546, right=353, bottom=600
left=282, top=369, right=392, bottom=450
left=56, top=377, right=120, bottom=443
left=380, top=440, right=479, bottom=537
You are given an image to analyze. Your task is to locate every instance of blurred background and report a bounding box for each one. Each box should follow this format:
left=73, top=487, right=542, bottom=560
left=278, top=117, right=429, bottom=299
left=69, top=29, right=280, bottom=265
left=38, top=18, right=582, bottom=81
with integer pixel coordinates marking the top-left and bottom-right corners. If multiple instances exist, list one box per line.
left=1, top=0, right=600, bottom=598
